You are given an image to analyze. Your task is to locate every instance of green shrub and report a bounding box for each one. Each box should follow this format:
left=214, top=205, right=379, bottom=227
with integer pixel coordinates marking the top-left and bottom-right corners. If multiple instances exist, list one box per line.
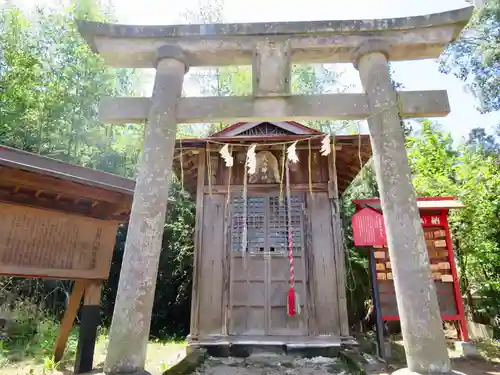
left=0, top=298, right=78, bottom=365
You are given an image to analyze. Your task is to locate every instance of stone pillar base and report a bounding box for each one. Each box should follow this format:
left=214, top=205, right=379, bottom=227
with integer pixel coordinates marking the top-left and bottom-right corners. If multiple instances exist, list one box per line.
left=392, top=369, right=463, bottom=375
left=454, top=341, right=479, bottom=358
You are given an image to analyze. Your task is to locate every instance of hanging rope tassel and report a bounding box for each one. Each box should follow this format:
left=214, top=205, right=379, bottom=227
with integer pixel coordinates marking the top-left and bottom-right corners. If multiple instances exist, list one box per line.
left=285, top=161, right=300, bottom=317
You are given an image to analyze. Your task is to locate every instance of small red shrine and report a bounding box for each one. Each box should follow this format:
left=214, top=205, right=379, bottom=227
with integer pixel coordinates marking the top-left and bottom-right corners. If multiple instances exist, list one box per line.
left=352, top=196, right=469, bottom=341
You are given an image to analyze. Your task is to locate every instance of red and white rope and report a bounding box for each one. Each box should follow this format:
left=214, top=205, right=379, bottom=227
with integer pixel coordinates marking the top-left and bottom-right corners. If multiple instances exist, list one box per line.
left=288, top=230, right=295, bottom=289
left=285, top=161, right=298, bottom=316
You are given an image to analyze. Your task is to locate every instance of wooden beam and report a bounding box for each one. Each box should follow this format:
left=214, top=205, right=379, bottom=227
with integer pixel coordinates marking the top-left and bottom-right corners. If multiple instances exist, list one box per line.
left=203, top=182, right=328, bottom=194
left=100, top=90, right=450, bottom=124
left=54, top=280, right=87, bottom=362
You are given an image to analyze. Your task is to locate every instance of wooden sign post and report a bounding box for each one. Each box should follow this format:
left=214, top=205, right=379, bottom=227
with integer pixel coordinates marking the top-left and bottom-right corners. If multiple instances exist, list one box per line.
left=0, top=146, right=134, bottom=374
left=352, top=197, right=469, bottom=345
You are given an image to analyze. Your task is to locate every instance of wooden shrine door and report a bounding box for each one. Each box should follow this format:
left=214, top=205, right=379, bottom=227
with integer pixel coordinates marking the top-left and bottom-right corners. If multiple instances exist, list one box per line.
left=228, top=193, right=307, bottom=337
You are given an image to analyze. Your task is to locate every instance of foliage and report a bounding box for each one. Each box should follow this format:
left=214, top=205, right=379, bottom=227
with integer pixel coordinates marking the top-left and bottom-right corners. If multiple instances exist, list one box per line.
left=342, top=120, right=500, bottom=331
left=439, top=0, right=500, bottom=113
left=0, top=297, right=80, bottom=366
left=408, top=120, right=500, bottom=327
left=291, top=64, right=361, bottom=135
left=0, top=3, right=142, bottom=173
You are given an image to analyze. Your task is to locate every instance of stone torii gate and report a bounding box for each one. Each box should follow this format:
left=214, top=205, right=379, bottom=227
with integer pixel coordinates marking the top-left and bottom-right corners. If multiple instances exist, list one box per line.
left=78, top=7, right=472, bottom=375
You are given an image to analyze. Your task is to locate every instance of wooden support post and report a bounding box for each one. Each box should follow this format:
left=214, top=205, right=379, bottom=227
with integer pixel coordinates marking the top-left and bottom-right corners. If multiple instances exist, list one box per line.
left=189, top=151, right=206, bottom=342
left=355, top=41, right=451, bottom=374
left=104, top=45, right=188, bottom=374
left=327, top=151, right=349, bottom=337
left=54, top=280, right=87, bottom=363
left=369, top=248, right=387, bottom=361
left=74, top=281, right=102, bottom=374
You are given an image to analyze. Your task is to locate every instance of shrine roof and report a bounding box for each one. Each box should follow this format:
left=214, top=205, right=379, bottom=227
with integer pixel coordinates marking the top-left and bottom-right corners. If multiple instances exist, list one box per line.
left=172, top=121, right=372, bottom=195
left=0, top=146, right=135, bottom=220
left=210, top=121, right=322, bottom=137
left=352, top=196, right=466, bottom=213
left=77, top=7, right=473, bottom=68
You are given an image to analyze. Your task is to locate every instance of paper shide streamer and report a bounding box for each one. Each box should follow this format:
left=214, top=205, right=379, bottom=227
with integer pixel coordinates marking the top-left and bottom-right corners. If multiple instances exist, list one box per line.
left=286, top=141, right=299, bottom=163
left=320, top=134, right=331, bottom=156
left=246, top=144, right=257, bottom=174
left=219, top=144, right=234, bottom=167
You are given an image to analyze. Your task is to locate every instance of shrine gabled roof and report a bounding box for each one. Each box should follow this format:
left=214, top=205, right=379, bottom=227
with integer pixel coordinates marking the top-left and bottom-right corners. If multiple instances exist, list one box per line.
left=172, top=121, right=372, bottom=195
left=210, top=121, right=322, bottom=137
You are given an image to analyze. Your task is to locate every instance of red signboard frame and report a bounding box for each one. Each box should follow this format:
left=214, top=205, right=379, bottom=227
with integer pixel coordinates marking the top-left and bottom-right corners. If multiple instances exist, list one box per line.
left=352, top=198, right=469, bottom=341
left=352, top=207, right=386, bottom=246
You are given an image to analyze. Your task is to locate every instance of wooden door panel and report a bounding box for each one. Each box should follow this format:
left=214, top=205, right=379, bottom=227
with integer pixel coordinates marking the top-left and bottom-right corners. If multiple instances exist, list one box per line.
left=230, top=307, right=266, bottom=335
left=228, top=193, right=308, bottom=336
left=270, top=306, right=306, bottom=335
left=268, top=280, right=307, bottom=335
left=232, top=256, right=266, bottom=281
left=230, top=281, right=265, bottom=306
left=269, top=256, right=305, bottom=281
left=269, top=281, right=306, bottom=307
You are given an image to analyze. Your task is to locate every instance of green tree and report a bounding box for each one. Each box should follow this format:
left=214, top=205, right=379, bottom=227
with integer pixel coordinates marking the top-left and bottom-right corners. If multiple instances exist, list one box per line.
left=291, top=63, right=360, bottom=134
left=439, top=0, right=500, bottom=113
left=407, top=120, right=500, bottom=326
left=0, top=3, right=142, bottom=175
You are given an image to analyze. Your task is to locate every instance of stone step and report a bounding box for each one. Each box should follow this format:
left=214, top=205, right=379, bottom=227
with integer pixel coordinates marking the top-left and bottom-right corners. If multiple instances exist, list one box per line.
left=190, top=355, right=353, bottom=375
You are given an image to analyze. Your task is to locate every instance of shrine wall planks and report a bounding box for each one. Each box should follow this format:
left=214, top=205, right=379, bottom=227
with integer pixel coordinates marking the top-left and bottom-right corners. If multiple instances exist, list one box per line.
left=179, top=121, right=370, bottom=346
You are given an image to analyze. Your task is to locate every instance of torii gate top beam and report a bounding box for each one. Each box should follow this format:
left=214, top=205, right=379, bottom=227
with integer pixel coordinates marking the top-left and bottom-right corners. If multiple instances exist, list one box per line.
left=77, top=7, right=473, bottom=68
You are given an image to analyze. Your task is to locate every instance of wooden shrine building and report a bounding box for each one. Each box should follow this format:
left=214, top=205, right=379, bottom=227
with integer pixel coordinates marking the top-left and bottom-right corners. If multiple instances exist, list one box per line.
left=173, top=121, right=371, bottom=349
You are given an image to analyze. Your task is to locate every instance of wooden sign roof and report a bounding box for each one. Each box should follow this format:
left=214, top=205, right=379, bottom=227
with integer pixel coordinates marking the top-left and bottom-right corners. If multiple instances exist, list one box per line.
left=352, top=196, right=466, bottom=214
left=0, top=146, right=135, bottom=221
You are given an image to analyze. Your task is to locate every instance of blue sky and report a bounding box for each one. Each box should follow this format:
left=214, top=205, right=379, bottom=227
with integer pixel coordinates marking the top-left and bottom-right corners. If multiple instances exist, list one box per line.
left=16, top=0, right=500, bottom=141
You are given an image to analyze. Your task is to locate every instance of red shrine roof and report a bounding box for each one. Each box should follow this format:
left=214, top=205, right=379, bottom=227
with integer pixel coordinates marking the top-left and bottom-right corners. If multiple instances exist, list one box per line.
left=353, top=196, right=466, bottom=214
left=173, top=120, right=372, bottom=194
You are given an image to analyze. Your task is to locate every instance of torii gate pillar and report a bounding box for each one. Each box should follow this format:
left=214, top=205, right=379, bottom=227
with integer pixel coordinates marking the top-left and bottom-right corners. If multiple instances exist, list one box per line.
left=354, top=42, right=451, bottom=374
left=103, top=46, right=188, bottom=374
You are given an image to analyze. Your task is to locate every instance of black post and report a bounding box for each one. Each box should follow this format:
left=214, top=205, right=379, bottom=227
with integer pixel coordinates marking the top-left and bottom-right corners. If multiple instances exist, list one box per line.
left=369, top=248, right=386, bottom=361
left=74, top=282, right=101, bottom=374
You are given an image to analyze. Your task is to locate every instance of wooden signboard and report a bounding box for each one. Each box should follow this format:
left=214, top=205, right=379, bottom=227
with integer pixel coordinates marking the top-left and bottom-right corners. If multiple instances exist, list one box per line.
left=371, top=218, right=460, bottom=321
left=352, top=207, right=387, bottom=247
left=0, top=203, right=118, bottom=280
left=352, top=201, right=469, bottom=342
